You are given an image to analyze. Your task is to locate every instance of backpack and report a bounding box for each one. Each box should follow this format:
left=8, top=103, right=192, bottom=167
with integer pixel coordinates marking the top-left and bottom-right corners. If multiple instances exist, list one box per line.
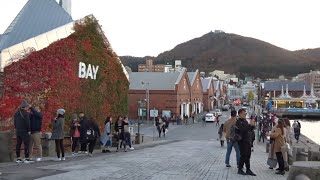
left=229, top=124, right=242, bottom=143
left=86, top=127, right=96, bottom=140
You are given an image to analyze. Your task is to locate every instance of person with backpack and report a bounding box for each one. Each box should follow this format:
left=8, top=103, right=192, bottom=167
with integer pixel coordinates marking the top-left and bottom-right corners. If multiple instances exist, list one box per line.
left=223, top=110, right=240, bottom=168
left=87, top=117, right=100, bottom=156
left=236, top=108, right=256, bottom=176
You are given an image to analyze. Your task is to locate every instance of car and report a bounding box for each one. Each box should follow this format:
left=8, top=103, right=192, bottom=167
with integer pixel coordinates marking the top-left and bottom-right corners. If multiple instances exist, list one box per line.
left=205, top=113, right=216, bottom=122
left=222, top=104, right=230, bottom=111
left=214, top=109, right=222, bottom=116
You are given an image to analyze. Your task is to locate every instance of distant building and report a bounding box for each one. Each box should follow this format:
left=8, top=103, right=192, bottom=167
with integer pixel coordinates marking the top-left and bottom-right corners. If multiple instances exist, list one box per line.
left=294, top=71, right=320, bottom=93
left=138, top=59, right=165, bottom=72
left=174, top=60, right=182, bottom=72
left=261, top=81, right=311, bottom=98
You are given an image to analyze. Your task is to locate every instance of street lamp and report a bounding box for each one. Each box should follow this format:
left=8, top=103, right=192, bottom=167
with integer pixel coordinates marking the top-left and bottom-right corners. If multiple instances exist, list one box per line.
left=141, top=81, right=150, bottom=123
left=137, top=100, right=141, bottom=135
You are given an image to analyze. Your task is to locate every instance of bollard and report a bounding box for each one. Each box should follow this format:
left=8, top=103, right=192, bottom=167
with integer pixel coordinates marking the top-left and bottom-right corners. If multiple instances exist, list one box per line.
left=293, top=146, right=308, bottom=162
left=308, top=149, right=320, bottom=161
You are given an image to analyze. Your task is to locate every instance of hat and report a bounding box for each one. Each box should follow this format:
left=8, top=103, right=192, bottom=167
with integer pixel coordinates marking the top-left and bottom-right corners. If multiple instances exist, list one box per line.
left=57, top=108, right=65, bottom=115
left=21, top=100, right=30, bottom=108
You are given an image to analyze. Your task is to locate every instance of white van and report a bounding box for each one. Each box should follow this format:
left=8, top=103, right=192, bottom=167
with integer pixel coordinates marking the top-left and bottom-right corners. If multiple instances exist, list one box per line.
left=205, top=113, right=216, bottom=122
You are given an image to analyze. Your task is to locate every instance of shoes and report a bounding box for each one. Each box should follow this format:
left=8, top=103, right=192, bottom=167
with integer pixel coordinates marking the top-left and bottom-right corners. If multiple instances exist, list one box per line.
left=124, top=149, right=127, bottom=152
left=61, top=157, right=66, bottom=161
left=54, top=158, right=61, bottom=161
left=24, top=159, right=34, bottom=163
left=84, top=151, right=88, bottom=154
left=285, top=167, right=289, bottom=171
left=246, top=169, right=256, bottom=176
left=276, top=168, right=279, bottom=171
left=88, top=153, right=93, bottom=157
left=269, top=167, right=274, bottom=170
left=102, top=150, right=106, bottom=153
left=16, top=158, right=23, bottom=163
left=237, top=169, right=246, bottom=175
left=36, top=158, right=42, bottom=162
left=129, top=147, right=134, bottom=150
left=275, top=171, right=285, bottom=175
left=226, top=164, right=231, bottom=168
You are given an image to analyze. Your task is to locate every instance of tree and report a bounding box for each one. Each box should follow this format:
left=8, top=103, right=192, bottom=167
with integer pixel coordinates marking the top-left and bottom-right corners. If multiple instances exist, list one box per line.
left=247, top=91, right=255, bottom=107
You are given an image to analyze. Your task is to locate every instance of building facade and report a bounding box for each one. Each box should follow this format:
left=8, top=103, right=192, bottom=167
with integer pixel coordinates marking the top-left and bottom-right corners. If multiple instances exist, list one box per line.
left=202, top=77, right=215, bottom=112
left=138, top=59, right=165, bottom=72
left=261, top=81, right=311, bottom=98
left=188, top=70, right=204, bottom=114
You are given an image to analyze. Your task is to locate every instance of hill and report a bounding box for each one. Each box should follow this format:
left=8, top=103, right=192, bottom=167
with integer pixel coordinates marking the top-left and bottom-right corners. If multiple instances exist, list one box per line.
left=121, top=32, right=320, bottom=78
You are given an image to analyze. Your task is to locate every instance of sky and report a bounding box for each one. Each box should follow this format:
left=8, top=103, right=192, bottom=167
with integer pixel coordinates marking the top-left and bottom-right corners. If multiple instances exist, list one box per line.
left=1, top=0, right=320, bottom=57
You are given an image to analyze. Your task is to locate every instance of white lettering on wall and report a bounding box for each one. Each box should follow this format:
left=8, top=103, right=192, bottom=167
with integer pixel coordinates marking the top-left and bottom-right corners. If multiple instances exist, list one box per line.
left=78, top=62, right=99, bottom=80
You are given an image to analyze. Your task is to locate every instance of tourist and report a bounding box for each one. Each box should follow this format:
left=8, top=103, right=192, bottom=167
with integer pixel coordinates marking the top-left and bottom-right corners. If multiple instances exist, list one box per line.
left=69, top=114, right=80, bottom=155
left=101, top=116, right=113, bottom=153
left=124, top=116, right=134, bottom=150
left=79, top=112, right=89, bottom=154
left=115, top=115, right=124, bottom=152
left=216, top=115, right=220, bottom=127
left=87, top=117, right=100, bottom=156
left=270, top=120, right=286, bottom=175
left=236, top=108, right=256, bottom=176
left=293, top=121, right=301, bottom=143
left=223, top=110, right=240, bottom=168
left=268, top=123, right=278, bottom=170
left=14, top=100, right=33, bottom=163
left=218, top=124, right=226, bottom=147
left=157, top=117, right=164, bottom=138
left=29, top=106, right=43, bottom=162
left=51, top=108, right=66, bottom=161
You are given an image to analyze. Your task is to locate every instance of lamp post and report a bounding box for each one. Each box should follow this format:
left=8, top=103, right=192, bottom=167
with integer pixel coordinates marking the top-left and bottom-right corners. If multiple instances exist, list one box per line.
left=137, top=100, right=141, bottom=135
left=142, top=81, right=150, bottom=123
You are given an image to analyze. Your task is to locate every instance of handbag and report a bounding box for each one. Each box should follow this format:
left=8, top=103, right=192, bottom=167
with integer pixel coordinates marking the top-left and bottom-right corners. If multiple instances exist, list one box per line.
left=281, top=142, right=289, bottom=152
left=267, top=158, right=277, bottom=168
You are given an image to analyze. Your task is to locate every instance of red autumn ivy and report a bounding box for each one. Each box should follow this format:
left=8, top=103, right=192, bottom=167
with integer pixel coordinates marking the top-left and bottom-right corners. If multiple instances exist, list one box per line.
left=0, top=16, right=129, bottom=131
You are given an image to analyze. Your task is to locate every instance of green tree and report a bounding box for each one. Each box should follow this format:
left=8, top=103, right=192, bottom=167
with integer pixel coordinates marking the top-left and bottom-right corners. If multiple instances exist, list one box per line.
left=247, top=91, right=255, bottom=107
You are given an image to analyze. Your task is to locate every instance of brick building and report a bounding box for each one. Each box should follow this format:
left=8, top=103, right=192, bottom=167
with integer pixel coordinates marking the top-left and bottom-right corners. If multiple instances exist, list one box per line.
left=188, top=70, right=204, bottom=114
left=202, top=77, right=215, bottom=112
left=129, top=68, right=192, bottom=120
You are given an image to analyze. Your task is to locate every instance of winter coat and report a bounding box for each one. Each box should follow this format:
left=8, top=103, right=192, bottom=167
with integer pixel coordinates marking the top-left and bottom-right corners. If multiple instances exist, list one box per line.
left=69, top=122, right=80, bottom=137
left=270, top=127, right=285, bottom=153
left=235, top=118, right=255, bottom=144
left=100, top=121, right=112, bottom=146
left=51, top=117, right=65, bottom=140
left=87, top=120, right=100, bottom=140
left=14, top=108, right=31, bottom=134
left=79, top=117, right=90, bottom=143
left=30, top=107, right=43, bottom=133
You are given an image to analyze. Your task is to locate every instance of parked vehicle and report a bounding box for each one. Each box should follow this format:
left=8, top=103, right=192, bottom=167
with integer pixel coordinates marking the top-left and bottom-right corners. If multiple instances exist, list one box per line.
left=222, top=104, right=230, bottom=111
left=214, top=109, right=222, bottom=116
left=205, top=113, right=216, bottom=122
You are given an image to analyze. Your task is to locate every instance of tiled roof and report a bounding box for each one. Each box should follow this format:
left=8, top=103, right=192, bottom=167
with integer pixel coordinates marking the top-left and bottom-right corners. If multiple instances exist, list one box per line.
left=129, top=72, right=182, bottom=90
left=202, top=77, right=212, bottom=93
left=0, top=0, right=73, bottom=51
left=187, top=72, right=196, bottom=85
left=264, top=81, right=311, bottom=91
left=213, top=80, right=219, bottom=91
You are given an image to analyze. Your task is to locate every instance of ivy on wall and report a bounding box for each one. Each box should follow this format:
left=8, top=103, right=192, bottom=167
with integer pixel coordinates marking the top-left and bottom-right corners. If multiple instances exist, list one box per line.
left=0, top=16, right=129, bottom=131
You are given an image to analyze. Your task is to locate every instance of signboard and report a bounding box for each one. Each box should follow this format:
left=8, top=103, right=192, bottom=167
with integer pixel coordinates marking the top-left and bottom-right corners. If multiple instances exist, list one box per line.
left=150, top=109, right=158, bottom=117
left=78, top=62, right=99, bottom=80
left=162, top=110, right=171, bottom=118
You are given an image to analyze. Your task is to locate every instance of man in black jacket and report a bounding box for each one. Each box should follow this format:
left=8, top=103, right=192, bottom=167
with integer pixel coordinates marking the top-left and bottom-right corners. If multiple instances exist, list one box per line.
left=14, top=100, right=32, bottom=163
left=29, top=106, right=43, bottom=161
left=79, top=112, right=89, bottom=153
left=236, top=108, right=256, bottom=176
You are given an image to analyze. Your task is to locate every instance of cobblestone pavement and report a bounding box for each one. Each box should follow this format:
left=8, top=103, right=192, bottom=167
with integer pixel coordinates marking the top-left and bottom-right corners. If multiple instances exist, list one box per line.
left=0, top=110, right=288, bottom=180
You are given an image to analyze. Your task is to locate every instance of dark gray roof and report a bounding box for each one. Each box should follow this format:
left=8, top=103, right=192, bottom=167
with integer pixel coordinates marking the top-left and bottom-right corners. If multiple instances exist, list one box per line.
left=129, top=72, right=181, bottom=90
left=0, top=0, right=73, bottom=51
left=202, top=77, right=212, bottom=92
left=264, top=81, right=311, bottom=91
left=187, top=72, right=196, bottom=85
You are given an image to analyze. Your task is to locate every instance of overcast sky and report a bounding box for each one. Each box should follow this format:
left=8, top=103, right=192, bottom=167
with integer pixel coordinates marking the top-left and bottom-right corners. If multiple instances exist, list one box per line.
left=1, top=0, right=320, bottom=57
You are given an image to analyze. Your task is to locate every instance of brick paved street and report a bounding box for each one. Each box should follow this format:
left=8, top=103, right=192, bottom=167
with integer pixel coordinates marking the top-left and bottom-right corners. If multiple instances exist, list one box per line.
left=0, top=111, right=288, bottom=180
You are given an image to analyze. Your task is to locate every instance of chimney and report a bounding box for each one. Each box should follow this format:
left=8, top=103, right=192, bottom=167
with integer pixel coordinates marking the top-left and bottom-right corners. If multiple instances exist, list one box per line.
left=59, top=0, right=72, bottom=16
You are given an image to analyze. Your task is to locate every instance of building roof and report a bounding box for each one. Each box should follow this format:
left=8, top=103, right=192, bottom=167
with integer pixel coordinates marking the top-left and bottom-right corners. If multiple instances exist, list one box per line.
left=129, top=71, right=182, bottom=90
left=264, top=81, right=311, bottom=91
left=202, top=77, right=212, bottom=93
left=0, top=0, right=73, bottom=51
left=213, top=80, right=219, bottom=91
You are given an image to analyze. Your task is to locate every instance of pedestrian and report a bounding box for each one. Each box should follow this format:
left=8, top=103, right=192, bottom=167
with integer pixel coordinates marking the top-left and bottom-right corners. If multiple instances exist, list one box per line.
left=192, top=112, right=195, bottom=124
left=115, top=115, right=124, bottom=152
left=223, top=110, right=240, bottom=168
left=216, top=115, right=220, bottom=127
left=123, top=116, right=134, bottom=150
left=157, top=117, right=164, bottom=138
left=100, top=116, right=113, bottom=153
left=14, top=100, right=33, bottom=163
left=218, top=124, right=226, bottom=147
left=69, top=114, right=80, bottom=155
left=87, top=117, right=100, bottom=156
left=270, top=120, right=286, bottom=175
left=236, top=108, right=256, bottom=176
left=51, top=108, right=66, bottom=161
left=79, top=112, right=89, bottom=154
left=29, top=106, right=43, bottom=162
left=292, top=121, right=300, bottom=143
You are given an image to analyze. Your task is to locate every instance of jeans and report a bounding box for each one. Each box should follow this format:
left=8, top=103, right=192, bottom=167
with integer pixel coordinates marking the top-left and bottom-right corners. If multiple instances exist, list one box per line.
left=16, top=133, right=30, bottom=159
left=225, top=141, right=240, bottom=165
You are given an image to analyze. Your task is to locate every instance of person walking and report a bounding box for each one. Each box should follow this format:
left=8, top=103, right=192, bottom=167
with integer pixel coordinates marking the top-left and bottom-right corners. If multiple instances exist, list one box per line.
left=79, top=112, right=89, bottom=154
left=270, top=120, right=286, bottom=175
left=87, top=117, right=100, bottom=156
left=29, top=106, right=43, bottom=162
left=223, top=110, right=240, bottom=168
left=115, top=116, right=124, bottom=152
left=69, top=115, right=81, bottom=155
left=51, top=109, right=66, bottom=161
left=216, top=115, right=220, bottom=127
left=14, top=100, right=33, bottom=163
left=218, top=124, right=226, bottom=147
left=100, top=116, right=113, bottom=153
left=236, top=108, right=256, bottom=176
left=157, top=117, right=164, bottom=138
